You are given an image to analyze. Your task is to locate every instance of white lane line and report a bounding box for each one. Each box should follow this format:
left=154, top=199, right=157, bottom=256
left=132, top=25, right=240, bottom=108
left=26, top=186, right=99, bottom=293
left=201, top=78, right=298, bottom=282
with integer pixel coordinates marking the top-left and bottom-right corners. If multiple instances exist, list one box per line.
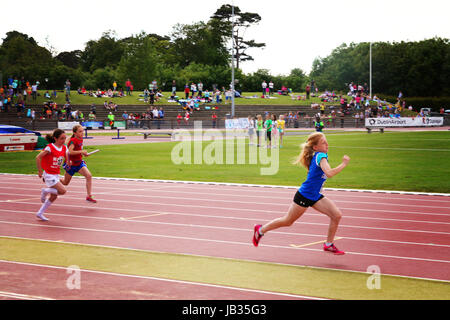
left=1, top=173, right=449, bottom=197
left=2, top=208, right=450, bottom=248
left=2, top=207, right=450, bottom=248
left=1, top=196, right=449, bottom=235
left=0, top=190, right=449, bottom=220
left=0, top=220, right=449, bottom=264
left=3, top=235, right=449, bottom=283
left=2, top=185, right=448, bottom=210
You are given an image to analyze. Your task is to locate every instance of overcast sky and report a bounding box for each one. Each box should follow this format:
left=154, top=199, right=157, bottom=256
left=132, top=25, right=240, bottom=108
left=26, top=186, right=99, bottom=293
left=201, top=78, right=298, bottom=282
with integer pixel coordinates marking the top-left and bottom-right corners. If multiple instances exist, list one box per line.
left=1, top=0, right=449, bottom=75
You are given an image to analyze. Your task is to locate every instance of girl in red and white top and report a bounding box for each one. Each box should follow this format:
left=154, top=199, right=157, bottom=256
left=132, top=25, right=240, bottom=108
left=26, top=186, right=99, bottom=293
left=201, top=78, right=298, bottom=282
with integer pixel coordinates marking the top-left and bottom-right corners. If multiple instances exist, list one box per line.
left=61, top=125, right=96, bottom=203
left=35, top=129, right=69, bottom=221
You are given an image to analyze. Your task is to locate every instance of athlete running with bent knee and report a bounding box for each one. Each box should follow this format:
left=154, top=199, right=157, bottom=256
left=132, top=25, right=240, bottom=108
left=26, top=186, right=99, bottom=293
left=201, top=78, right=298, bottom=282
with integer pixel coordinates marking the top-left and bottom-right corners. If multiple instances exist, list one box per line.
left=61, top=124, right=97, bottom=203
left=35, top=129, right=69, bottom=221
left=252, top=132, right=350, bottom=254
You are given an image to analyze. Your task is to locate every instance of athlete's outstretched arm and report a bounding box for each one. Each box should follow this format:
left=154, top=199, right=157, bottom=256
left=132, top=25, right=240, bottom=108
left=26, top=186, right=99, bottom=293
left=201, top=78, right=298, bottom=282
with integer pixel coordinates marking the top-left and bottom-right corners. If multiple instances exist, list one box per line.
left=320, top=155, right=350, bottom=178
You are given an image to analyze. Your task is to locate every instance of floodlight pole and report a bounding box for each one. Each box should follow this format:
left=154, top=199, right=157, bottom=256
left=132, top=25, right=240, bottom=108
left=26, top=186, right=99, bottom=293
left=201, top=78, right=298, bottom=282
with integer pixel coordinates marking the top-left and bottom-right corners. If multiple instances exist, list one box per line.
left=231, top=3, right=235, bottom=118
left=369, top=42, right=372, bottom=98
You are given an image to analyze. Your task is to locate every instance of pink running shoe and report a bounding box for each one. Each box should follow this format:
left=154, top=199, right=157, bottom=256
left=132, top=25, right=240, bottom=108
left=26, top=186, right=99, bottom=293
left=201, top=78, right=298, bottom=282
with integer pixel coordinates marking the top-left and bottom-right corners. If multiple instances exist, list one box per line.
left=252, top=224, right=263, bottom=247
left=86, top=196, right=97, bottom=203
left=323, top=243, right=345, bottom=255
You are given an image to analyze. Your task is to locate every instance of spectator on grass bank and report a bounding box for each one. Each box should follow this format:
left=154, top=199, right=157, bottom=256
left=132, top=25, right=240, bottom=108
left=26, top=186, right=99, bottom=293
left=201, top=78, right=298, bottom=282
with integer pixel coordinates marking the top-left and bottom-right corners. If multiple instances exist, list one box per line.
left=125, top=79, right=132, bottom=96
left=65, top=79, right=71, bottom=96
left=31, top=83, right=38, bottom=101
left=306, top=84, right=311, bottom=99
left=149, top=90, right=155, bottom=105
left=172, top=80, right=177, bottom=94
left=190, top=82, right=197, bottom=98
left=184, top=84, right=190, bottom=99
left=197, top=81, right=203, bottom=97
left=269, top=81, right=274, bottom=96
left=262, top=81, right=267, bottom=97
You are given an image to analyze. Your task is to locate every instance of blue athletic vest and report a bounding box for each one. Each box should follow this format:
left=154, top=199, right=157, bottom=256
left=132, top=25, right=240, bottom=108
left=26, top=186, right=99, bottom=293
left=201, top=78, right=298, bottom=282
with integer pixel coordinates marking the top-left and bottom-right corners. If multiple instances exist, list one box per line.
left=298, top=152, right=328, bottom=201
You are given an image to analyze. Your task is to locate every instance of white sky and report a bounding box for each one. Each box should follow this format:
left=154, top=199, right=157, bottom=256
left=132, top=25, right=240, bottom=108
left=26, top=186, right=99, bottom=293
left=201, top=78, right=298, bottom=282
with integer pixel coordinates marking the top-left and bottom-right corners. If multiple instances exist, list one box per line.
left=1, top=0, right=449, bottom=75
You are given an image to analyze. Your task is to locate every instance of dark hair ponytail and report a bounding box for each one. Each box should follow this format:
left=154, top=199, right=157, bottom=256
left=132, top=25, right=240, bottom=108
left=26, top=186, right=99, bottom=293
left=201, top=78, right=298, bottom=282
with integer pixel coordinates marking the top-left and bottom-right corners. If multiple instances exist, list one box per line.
left=45, top=128, right=65, bottom=143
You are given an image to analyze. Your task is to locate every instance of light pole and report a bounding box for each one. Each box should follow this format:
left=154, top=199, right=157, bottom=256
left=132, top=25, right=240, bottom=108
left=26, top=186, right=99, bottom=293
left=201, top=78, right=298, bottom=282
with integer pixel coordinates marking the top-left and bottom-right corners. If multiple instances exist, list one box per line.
left=369, top=42, right=372, bottom=98
left=231, top=2, right=235, bottom=118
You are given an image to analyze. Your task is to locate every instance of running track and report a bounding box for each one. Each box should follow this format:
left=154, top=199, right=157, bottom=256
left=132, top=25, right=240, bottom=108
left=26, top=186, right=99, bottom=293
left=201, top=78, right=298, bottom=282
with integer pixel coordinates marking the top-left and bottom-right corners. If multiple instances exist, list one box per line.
left=0, top=174, right=449, bottom=299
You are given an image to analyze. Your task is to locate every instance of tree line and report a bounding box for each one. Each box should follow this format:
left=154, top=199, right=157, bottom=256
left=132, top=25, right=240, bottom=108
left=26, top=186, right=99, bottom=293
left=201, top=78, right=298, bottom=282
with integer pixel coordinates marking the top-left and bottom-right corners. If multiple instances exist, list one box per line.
left=310, top=38, right=450, bottom=98
left=0, top=4, right=307, bottom=94
left=0, top=3, right=449, bottom=98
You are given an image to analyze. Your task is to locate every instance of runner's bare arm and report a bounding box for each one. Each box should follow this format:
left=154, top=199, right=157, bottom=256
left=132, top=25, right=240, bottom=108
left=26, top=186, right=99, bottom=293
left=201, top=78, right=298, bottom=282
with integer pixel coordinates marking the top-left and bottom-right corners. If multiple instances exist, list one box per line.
left=320, top=155, right=350, bottom=178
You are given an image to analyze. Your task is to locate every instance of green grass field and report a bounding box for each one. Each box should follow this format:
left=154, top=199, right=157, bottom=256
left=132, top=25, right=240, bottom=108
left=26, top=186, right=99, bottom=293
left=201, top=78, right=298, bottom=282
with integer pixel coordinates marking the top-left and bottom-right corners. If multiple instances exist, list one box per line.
left=27, top=90, right=346, bottom=106
left=1, top=130, right=449, bottom=193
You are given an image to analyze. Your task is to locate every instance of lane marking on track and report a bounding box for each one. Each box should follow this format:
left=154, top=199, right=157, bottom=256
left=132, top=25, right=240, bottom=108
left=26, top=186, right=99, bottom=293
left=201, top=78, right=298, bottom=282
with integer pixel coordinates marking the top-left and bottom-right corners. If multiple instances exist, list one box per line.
left=1, top=190, right=449, bottom=219
left=1, top=220, right=449, bottom=264
left=1, top=173, right=449, bottom=197
left=0, top=290, right=54, bottom=300
left=3, top=235, right=450, bottom=284
left=2, top=208, right=449, bottom=248
left=290, top=237, right=344, bottom=248
left=1, top=197, right=40, bottom=203
left=1, top=203, right=449, bottom=236
left=120, top=213, right=169, bottom=220
left=1, top=185, right=449, bottom=212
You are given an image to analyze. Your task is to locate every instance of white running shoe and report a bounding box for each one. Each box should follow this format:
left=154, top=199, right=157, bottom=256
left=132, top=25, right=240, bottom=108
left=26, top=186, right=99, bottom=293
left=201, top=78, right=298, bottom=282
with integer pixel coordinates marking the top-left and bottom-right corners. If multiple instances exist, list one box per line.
left=36, top=212, right=49, bottom=221
left=40, top=189, right=47, bottom=203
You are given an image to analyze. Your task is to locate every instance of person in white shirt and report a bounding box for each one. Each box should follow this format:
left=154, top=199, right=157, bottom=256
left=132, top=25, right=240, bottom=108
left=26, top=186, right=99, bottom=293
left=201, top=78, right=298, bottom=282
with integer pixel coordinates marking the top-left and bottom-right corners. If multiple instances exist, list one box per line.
left=197, top=82, right=203, bottom=97
left=262, top=81, right=267, bottom=96
left=269, top=81, right=274, bottom=96
left=32, top=84, right=38, bottom=101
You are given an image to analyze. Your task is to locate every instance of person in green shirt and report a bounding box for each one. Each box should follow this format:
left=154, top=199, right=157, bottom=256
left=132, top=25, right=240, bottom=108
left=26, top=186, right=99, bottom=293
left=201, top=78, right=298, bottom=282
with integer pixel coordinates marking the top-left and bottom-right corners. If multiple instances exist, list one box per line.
left=256, top=114, right=263, bottom=147
left=107, top=112, right=115, bottom=127
left=314, top=115, right=324, bottom=132
left=264, top=113, right=273, bottom=149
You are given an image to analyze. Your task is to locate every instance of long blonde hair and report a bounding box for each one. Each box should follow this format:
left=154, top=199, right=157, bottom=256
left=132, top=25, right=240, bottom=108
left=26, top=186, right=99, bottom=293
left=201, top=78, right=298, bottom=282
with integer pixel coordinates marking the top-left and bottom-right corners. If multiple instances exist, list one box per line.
left=293, top=132, right=325, bottom=169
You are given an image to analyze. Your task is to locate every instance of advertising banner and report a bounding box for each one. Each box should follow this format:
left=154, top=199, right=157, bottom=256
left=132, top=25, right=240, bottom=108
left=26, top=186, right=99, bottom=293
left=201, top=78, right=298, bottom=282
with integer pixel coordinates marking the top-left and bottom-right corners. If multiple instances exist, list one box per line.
left=365, top=117, right=444, bottom=127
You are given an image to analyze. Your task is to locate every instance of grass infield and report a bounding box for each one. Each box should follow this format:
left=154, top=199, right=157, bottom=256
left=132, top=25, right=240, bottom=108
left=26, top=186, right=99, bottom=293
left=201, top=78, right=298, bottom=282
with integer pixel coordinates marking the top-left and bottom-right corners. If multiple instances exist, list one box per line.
left=1, top=237, right=448, bottom=300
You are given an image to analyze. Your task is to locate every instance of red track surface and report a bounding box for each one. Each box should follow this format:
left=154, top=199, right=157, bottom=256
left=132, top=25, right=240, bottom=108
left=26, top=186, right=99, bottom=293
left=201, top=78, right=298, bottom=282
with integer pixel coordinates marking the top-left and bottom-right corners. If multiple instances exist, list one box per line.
left=0, top=174, right=449, bottom=299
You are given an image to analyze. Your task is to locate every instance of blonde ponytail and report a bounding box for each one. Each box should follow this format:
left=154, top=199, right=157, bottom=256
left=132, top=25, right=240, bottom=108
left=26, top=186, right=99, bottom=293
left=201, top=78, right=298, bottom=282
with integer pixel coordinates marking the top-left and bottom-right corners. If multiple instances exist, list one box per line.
left=292, top=132, right=325, bottom=169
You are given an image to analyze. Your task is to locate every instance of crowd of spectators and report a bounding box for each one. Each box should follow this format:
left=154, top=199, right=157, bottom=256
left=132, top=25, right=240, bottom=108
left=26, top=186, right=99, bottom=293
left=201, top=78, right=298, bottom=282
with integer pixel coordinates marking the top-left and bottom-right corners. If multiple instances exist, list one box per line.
left=121, top=106, right=165, bottom=128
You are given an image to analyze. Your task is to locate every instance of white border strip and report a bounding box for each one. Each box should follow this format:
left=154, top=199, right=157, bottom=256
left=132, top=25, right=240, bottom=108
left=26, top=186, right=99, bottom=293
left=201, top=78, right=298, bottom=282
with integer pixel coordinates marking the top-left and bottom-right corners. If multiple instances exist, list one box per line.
left=1, top=173, right=449, bottom=197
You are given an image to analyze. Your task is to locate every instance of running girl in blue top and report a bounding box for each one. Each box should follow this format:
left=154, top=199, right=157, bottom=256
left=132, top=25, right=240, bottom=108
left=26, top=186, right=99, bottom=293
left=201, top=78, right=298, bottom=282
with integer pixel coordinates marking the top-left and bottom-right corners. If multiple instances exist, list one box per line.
left=252, top=132, right=350, bottom=254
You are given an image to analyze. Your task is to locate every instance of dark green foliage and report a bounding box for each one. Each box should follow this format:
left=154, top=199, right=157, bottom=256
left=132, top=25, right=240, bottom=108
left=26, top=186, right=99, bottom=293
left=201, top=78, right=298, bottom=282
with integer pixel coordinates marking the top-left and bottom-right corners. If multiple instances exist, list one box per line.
left=310, top=38, right=450, bottom=97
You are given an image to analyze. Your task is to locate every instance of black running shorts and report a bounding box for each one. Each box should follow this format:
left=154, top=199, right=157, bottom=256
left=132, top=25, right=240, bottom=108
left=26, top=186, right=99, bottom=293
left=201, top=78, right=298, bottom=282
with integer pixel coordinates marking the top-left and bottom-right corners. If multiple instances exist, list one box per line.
left=293, top=190, right=324, bottom=207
